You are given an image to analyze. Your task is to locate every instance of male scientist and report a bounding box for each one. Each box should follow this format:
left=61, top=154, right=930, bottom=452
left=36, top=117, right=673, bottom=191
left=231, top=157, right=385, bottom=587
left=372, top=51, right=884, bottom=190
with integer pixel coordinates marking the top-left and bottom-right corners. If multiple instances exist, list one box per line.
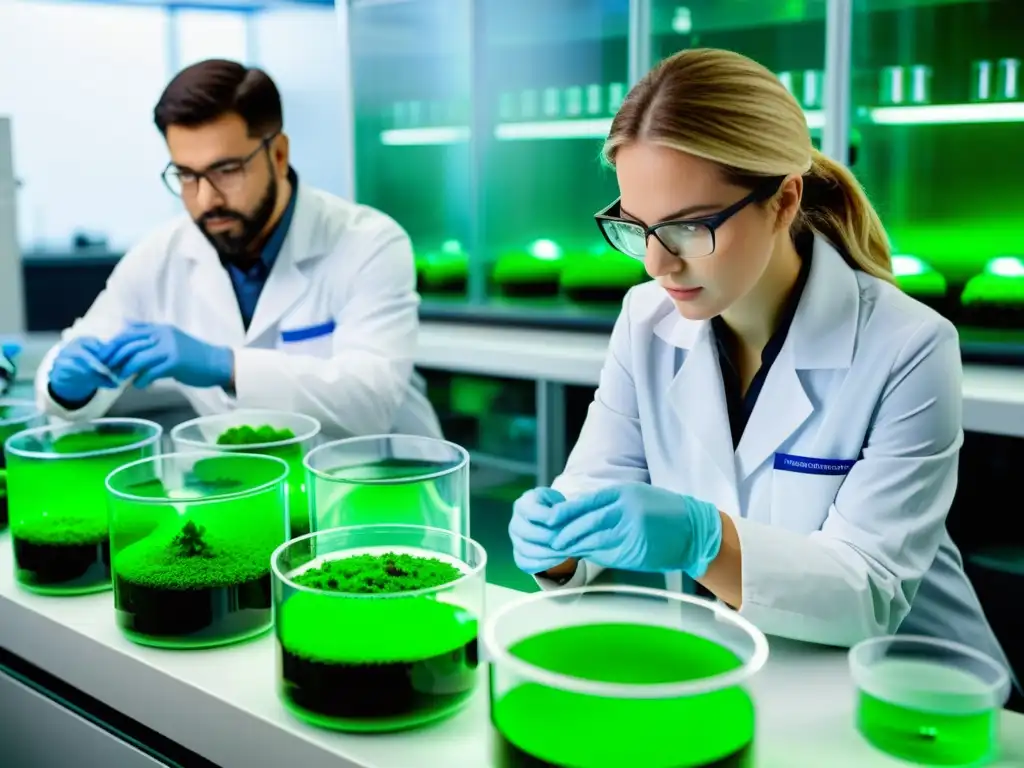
left=35, top=59, right=441, bottom=439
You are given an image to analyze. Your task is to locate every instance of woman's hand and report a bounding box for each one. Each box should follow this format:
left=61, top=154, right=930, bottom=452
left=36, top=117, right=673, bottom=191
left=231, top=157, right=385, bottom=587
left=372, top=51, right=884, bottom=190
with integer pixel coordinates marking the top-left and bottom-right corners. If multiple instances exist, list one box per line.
left=508, top=487, right=571, bottom=574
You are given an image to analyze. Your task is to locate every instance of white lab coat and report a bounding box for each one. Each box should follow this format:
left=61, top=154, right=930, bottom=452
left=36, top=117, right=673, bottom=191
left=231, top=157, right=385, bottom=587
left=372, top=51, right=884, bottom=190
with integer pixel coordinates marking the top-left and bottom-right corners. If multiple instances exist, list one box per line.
left=34, top=184, right=442, bottom=441
left=543, top=234, right=1010, bottom=673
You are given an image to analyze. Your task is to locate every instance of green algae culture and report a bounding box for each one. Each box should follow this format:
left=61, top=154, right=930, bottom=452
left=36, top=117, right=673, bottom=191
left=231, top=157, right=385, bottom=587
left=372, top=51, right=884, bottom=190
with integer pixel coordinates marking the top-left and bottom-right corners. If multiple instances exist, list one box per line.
left=305, top=435, right=469, bottom=538
left=6, top=418, right=162, bottom=595
left=171, top=411, right=321, bottom=540
left=107, top=451, right=289, bottom=648
left=486, top=586, right=768, bottom=768
left=273, top=525, right=487, bottom=732
left=0, top=398, right=42, bottom=531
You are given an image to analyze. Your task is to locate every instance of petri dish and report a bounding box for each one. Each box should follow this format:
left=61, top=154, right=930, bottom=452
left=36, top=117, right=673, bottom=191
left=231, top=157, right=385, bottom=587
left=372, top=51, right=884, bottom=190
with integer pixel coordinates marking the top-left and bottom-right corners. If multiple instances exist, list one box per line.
left=0, top=398, right=43, bottom=531
left=850, top=635, right=1010, bottom=766
left=485, top=585, right=768, bottom=768
left=170, top=410, right=321, bottom=540
left=272, top=523, right=486, bottom=732
left=5, top=417, right=162, bottom=595
left=106, top=451, right=289, bottom=648
left=304, top=435, right=469, bottom=538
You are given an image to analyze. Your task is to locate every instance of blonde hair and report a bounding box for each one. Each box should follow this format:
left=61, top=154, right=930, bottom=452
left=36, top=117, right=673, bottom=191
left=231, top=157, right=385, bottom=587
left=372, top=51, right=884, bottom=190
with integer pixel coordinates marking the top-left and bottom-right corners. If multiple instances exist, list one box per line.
left=603, top=48, right=893, bottom=282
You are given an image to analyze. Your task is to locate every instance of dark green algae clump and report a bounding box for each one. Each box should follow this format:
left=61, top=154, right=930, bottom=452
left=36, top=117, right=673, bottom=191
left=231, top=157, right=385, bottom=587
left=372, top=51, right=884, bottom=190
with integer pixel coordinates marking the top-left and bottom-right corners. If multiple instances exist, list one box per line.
left=217, top=424, right=295, bottom=446
left=291, top=551, right=464, bottom=594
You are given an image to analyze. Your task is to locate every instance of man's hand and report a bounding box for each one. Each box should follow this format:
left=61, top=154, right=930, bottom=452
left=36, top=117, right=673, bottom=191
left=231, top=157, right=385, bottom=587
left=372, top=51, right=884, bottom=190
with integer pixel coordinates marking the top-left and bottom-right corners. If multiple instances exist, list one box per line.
left=106, top=323, right=233, bottom=389
left=48, top=336, right=120, bottom=406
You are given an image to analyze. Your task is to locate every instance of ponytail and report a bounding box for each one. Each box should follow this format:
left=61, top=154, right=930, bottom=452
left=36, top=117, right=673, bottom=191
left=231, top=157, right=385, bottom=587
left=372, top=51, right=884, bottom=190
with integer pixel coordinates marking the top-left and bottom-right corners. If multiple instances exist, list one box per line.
left=800, top=148, right=894, bottom=283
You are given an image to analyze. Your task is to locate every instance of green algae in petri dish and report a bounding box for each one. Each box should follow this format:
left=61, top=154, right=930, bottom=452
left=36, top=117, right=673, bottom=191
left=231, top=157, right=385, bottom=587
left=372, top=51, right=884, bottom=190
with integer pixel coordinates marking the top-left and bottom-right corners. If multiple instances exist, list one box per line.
left=215, top=424, right=310, bottom=538
left=492, top=623, right=755, bottom=768
left=278, top=551, right=478, bottom=732
left=856, top=659, right=1000, bottom=766
left=8, top=425, right=159, bottom=595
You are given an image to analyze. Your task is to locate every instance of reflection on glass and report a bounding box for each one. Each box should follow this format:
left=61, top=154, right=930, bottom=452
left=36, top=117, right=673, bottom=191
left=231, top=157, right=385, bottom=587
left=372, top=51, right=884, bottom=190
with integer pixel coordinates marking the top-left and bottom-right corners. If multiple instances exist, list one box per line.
left=853, top=0, right=1024, bottom=333
left=349, top=0, right=472, bottom=299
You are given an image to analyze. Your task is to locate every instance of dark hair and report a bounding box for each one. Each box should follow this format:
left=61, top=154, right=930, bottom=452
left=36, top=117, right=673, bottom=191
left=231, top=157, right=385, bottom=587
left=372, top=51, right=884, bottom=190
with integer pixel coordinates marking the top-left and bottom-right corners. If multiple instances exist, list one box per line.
left=154, top=59, right=283, bottom=138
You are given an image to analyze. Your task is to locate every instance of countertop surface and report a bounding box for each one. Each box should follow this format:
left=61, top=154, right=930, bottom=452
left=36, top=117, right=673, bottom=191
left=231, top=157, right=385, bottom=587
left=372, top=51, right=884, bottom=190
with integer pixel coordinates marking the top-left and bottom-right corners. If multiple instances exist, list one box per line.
left=1, top=534, right=1023, bottom=768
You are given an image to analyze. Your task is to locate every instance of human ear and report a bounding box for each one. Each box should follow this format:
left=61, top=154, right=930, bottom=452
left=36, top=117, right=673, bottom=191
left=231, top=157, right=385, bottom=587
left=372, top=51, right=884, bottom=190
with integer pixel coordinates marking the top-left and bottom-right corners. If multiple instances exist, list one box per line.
left=773, top=175, right=803, bottom=232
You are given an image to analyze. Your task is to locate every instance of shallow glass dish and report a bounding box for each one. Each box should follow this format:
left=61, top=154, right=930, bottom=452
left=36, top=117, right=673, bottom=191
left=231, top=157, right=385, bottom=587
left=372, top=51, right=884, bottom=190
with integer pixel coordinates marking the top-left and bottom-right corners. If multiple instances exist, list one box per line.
left=6, top=418, right=162, bottom=595
left=272, top=523, right=486, bottom=732
left=485, top=585, right=769, bottom=768
left=304, top=434, right=469, bottom=537
left=0, top=398, right=42, bottom=531
left=106, top=451, right=289, bottom=648
left=850, top=635, right=1011, bottom=766
left=170, top=409, right=321, bottom=539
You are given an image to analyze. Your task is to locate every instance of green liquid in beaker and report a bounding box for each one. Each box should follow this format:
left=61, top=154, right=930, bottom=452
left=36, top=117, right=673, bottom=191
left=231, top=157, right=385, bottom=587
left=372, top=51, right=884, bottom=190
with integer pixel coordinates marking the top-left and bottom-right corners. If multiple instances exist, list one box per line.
left=492, top=623, right=755, bottom=767
left=857, top=660, right=999, bottom=766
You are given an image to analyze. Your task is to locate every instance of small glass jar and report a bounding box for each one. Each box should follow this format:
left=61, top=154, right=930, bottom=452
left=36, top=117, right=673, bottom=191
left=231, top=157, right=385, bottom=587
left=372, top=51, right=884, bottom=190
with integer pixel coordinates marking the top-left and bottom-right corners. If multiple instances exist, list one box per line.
left=170, top=409, right=321, bottom=540
left=106, top=451, right=289, bottom=648
left=850, top=635, right=1010, bottom=766
left=5, top=418, right=162, bottom=595
left=0, top=398, right=42, bottom=531
left=304, top=435, right=469, bottom=537
left=272, top=523, right=486, bottom=732
left=485, top=585, right=769, bottom=767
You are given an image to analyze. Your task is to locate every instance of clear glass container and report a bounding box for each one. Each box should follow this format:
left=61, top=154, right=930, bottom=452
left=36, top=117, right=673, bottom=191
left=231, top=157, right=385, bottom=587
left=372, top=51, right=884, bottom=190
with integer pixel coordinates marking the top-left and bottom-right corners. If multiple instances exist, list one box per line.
left=170, top=409, right=321, bottom=539
left=485, top=585, right=769, bottom=767
left=0, top=398, right=43, bottom=531
left=305, top=435, right=470, bottom=538
left=272, top=523, right=486, bottom=732
left=106, top=451, right=289, bottom=648
left=5, top=418, right=162, bottom=595
left=850, top=635, right=1011, bottom=766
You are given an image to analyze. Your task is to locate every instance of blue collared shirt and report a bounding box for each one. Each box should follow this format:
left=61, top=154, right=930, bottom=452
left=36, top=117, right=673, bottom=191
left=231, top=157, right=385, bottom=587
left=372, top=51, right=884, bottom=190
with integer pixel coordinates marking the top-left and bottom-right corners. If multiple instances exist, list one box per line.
left=225, top=169, right=299, bottom=329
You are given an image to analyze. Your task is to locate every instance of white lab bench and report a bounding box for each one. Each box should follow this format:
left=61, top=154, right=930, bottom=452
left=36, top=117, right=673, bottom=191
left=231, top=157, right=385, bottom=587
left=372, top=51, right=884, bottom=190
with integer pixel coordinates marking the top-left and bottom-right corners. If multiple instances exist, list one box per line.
left=1, top=534, right=1021, bottom=768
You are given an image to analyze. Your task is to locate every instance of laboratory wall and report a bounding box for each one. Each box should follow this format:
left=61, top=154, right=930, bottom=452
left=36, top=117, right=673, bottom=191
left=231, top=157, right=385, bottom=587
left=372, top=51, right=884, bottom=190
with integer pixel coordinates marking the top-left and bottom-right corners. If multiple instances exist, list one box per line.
left=0, top=0, right=347, bottom=256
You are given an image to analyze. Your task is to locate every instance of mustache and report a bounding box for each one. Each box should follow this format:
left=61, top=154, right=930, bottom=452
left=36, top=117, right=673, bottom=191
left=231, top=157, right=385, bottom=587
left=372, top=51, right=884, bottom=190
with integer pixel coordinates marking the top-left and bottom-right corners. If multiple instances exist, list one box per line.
left=198, top=209, right=248, bottom=227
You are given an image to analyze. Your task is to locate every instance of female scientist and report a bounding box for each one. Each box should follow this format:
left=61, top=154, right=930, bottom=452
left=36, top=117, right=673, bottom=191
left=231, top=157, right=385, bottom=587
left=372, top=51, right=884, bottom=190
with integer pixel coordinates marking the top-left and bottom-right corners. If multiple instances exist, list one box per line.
left=509, top=48, right=1010, bottom=672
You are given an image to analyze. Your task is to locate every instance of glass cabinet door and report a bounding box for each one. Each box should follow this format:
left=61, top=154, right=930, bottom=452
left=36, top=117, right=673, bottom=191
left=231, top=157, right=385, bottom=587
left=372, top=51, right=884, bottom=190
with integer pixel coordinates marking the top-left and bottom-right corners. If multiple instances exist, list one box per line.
left=650, top=1, right=829, bottom=147
left=851, top=0, right=1024, bottom=344
left=479, top=0, right=639, bottom=307
left=349, top=0, right=473, bottom=299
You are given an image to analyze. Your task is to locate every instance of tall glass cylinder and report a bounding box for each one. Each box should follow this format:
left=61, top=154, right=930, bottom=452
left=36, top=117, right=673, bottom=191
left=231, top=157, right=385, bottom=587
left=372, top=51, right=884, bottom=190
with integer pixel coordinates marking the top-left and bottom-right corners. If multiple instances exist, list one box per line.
left=272, top=523, right=486, bottom=732
left=485, top=585, right=769, bottom=767
left=304, top=435, right=469, bottom=537
left=0, top=398, right=43, bottom=531
left=106, top=451, right=289, bottom=648
left=5, top=418, right=162, bottom=595
left=170, top=410, right=321, bottom=539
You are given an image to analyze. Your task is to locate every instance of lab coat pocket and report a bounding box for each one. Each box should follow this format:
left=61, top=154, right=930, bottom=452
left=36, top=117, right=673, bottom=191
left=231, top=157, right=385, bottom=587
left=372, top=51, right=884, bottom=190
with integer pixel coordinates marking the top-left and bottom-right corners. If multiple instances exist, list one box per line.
left=770, top=453, right=855, bottom=533
left=278, top=319, right=336, bottom=359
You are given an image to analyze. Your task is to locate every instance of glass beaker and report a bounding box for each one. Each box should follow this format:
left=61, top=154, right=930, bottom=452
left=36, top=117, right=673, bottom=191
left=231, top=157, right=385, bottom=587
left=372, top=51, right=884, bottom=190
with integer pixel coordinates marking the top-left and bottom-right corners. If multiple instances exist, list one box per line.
left=5, top=418, right=162, bottom=595
left=304, top=434, right=469, bottom=538
left=170, top=409, right=321, bottom=539
left=850, top=636, right=1010, bottom=766
left=106, top=451, right=288, bottom=648
left=486, top=585, right=769, bottom=767
left=0, top=398, right=42, bottom=531
left=272, top=523, right=486, bottom=732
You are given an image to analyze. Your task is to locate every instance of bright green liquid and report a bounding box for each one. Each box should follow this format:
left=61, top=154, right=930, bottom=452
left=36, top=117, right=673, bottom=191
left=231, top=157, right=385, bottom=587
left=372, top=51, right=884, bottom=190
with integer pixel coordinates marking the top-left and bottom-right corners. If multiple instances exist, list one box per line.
left=492, top=623, right=755, bottom=768
left=278, top=589, right=479, bottom=731
left=857, top=659, right=998, bottom=766
left=236, top=442, right=308, bottom=538
left=312, top=459, right=461, bottom=533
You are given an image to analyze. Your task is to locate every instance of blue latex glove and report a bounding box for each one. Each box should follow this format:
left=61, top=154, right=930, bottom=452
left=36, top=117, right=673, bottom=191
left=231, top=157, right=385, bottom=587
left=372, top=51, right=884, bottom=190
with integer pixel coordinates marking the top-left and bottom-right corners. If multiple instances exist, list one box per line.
left=48, top=336, right=120, bottom=405
left=106, top=323, right=233, bottom=389
left=508, top=487, right=570, bottom=574
left=547, top=483, right=723, bottom=578
left=0, top=341, right=18, bottom=394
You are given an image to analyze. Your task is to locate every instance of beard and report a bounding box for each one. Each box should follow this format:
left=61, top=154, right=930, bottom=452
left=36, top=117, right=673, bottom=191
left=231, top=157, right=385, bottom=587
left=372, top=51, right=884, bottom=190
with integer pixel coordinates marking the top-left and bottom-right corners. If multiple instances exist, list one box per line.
left=196, top=173, right=279, bottom=267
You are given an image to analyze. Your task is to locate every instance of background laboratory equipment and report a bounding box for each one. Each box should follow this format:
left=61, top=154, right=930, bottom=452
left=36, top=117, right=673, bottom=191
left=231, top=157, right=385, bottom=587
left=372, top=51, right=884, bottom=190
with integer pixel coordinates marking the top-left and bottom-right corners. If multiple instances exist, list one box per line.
left=849, top=635, right=1011, bottom=766
left=0, top=398, right=41, bottom=531
left=305, top=434, right=470, bottom=538
left=170, top=410, right=322, bottom=539
left=4, top=418, right=162, bottom=595
left=106, top=451, right=288, bottom=648
left=272, top=523, right=486, bottom=732
left=486, top=585, right=768, bottom=767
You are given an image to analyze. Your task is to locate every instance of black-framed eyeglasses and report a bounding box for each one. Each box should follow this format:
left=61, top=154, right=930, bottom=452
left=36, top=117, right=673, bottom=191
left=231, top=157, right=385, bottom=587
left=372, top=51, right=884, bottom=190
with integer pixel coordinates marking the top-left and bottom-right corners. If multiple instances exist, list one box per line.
left=161, top=132, right=279, bottom=198
left=594, top=176, right=785, bottom=261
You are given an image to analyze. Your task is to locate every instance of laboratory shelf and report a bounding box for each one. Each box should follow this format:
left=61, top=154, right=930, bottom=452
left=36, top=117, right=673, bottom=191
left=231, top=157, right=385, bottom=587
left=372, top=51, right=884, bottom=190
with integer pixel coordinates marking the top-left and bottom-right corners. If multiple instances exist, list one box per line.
left=2, top=532, right=1023, bottom=767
